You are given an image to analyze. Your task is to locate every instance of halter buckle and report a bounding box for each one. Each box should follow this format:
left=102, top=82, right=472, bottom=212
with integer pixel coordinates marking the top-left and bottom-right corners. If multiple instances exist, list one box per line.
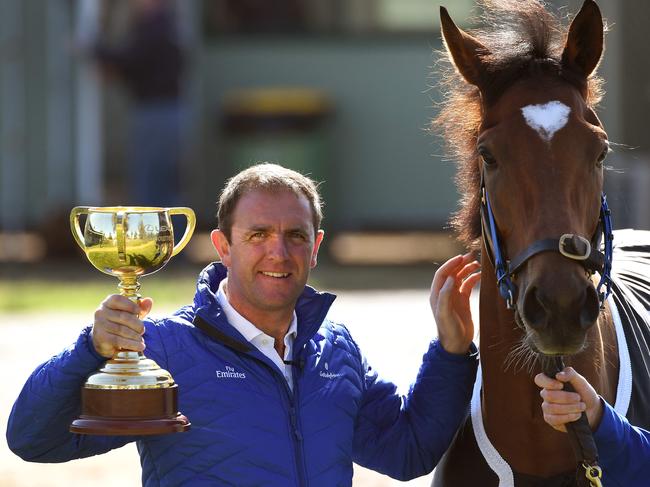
left=559, top=234, right=591, bottom=261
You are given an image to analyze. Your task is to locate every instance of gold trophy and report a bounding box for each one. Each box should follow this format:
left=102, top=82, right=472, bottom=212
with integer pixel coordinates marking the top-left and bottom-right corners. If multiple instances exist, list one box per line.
left=69, top=206, right=196, bottom=435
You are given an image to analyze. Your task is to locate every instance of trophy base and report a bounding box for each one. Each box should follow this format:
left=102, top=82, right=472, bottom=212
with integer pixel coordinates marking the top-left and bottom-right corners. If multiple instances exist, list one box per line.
left=70, top=385, right=191, bottom=436
left=70, top=415, right=190, bottom=436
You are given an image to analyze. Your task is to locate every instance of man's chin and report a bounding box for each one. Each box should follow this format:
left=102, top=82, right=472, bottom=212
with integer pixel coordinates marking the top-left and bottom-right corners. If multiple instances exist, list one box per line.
left=252, top=289, right=302, bottom=312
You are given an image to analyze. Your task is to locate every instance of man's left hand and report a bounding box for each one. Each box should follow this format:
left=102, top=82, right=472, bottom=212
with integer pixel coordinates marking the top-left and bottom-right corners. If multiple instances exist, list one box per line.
left=430, top=253, right=480, bottom=355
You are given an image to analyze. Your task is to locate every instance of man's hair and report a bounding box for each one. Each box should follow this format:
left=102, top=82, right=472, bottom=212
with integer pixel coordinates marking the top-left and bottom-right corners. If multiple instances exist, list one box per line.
left=217, top=163, right=323, bottom=241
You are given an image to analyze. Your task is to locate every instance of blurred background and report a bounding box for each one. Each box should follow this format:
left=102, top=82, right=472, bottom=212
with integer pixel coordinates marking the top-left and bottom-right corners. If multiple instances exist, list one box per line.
left=1, top=0, right=649, bottom=485
left=1, top=0, right=649, bottom=267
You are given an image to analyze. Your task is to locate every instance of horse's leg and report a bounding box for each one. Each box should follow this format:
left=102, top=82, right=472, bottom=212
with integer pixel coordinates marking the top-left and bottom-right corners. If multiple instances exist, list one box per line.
left=431, top=417, right=499, bottom=487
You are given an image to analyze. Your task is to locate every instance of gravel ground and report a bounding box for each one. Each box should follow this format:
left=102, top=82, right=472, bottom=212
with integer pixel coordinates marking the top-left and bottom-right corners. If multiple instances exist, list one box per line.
left=1, top=289, right=443, bottom=486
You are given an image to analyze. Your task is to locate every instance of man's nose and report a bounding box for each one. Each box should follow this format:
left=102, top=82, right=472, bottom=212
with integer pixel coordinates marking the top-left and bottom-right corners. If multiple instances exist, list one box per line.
left=267, top=236, right=289, bottom=259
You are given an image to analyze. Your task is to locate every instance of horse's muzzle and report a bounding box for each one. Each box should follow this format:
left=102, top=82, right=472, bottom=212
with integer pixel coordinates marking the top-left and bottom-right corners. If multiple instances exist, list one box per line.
left=518, top=271, right=600, bottom=355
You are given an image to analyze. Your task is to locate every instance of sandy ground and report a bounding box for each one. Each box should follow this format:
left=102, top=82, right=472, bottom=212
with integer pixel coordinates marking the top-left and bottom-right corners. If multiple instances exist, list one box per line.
left=1, top=290, right=443, bottom=486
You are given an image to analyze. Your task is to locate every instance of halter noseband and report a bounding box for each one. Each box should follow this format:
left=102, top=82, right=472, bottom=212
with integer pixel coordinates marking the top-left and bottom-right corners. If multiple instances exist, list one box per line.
left=480, top=180, right=613, bottom=310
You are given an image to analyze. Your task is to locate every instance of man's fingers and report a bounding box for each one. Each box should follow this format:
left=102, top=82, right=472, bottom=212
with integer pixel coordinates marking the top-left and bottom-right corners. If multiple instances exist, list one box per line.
left=556, top=367, right=599, bottom=407
left=92, top=327, right=146, bottom=357
left=540, top=388, right=583, bottom=404
left=93, top=320, right=146, bottom=352
left=555, top=366, right=577, bottom=382
left=95, top=332, right=145, bottom=353
left=113, top=336, right=146, bottom=352
left=431, top=255, right=463, bottom=296
left=536, top=368, right=601, bottom=433
left=92, top=294, right=150, bottom=357
left=139, top=297, right=154, bottom=318
left=98, top=319, right=145, bottom=341
left=103, top=294, right=140, bottom=314
left=534, top=373, right=564, bottom=390
left=541, top=397, right=586, bottom=415
left=96, top=308, right=144, bottom=334
left=456, top=261, right=481, bottom=281
left=432, top=253, right=473, bottom=295
left=434, top=276, right=457, bottom=323
left=459, top=271, right=481, bottom=296
left=543, top=412, right=580, bottom=432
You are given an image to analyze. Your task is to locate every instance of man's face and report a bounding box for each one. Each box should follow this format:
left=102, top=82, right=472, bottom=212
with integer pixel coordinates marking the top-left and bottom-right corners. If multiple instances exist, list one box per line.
left=211, top=189, right=324, bottom=323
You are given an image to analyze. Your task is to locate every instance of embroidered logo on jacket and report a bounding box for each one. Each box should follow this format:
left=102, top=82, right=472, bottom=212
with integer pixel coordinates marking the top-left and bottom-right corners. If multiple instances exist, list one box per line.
left=320, top=361, right=343, bottom=379
left=216, top=365, right=246, bottom=379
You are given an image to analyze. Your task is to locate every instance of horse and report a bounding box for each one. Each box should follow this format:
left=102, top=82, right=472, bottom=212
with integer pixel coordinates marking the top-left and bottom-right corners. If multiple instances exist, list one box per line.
left=431, top=1, right=650, bottom=485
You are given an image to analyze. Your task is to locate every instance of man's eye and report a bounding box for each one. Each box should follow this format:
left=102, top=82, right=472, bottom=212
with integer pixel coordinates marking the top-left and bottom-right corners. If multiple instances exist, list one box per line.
left=250, top=232, right=265, bottom=240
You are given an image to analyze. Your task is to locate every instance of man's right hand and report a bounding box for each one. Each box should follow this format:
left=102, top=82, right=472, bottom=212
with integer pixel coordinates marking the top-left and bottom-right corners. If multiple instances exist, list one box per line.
left=91, top=295, right=153, bottom=358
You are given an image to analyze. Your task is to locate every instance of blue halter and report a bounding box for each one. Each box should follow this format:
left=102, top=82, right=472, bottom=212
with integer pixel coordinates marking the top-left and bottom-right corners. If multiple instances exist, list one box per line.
left=481, top=187, right=614, bottom=310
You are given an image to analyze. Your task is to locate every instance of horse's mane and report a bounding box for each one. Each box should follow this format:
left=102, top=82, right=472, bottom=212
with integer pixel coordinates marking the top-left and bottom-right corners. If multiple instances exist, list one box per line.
left=434, top=0, right=605, bottom=248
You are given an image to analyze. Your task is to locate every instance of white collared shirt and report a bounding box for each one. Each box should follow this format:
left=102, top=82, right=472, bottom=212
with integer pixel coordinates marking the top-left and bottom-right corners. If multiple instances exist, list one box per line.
left=216, top=279, right=297, bottom=391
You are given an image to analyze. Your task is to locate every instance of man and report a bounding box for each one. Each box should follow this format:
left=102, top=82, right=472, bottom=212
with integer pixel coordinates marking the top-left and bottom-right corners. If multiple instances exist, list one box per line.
left=8, top=163, right=479, bottom=486
left=535, top=368, right=649, bottom=486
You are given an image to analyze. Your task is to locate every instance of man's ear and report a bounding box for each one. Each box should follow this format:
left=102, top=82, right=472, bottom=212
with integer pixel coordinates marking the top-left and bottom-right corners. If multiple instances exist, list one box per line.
left=211, top=229, right=231, bottom=267
left=310, top=230, right=325, bottom=268
left=440, top=6, right=490, bottom=88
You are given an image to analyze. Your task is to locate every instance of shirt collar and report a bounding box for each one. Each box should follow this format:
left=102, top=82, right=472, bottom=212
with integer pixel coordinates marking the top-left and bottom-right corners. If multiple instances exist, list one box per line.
left=217, top=278, right=298, bottom=344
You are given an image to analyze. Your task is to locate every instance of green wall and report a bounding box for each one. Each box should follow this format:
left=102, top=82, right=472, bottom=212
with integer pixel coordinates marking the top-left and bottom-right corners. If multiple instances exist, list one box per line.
left=196, top=37, right=458, bottom=231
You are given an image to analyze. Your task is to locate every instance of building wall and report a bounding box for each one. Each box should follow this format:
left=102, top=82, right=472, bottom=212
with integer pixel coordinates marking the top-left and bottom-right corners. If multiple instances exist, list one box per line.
left=194, top=37, right=456, bottom=231
left=2, top=0, right=648, bottom=234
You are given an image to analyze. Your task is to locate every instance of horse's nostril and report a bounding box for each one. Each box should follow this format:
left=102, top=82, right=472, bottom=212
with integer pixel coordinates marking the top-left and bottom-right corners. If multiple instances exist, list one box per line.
left=579, top=285, right=600, bottom=330
left=522, top=282, right=600, bottom=333
left=522, top=286, right=549, bottom=330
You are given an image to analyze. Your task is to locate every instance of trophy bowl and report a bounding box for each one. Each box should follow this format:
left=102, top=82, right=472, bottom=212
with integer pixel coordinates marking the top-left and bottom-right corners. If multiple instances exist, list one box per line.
left=69, top=206, right=195, bottom=435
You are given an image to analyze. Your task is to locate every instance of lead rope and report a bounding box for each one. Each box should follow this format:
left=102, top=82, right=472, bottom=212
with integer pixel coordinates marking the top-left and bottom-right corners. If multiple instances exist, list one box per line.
left=543, top=357, right=603, bottom=487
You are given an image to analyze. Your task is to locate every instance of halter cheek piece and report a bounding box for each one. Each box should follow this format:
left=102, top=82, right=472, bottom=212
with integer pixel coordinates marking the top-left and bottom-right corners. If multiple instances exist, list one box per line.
left=480, top=179, right=613, bottom=487
left=479, top=179, right=614, bottom=310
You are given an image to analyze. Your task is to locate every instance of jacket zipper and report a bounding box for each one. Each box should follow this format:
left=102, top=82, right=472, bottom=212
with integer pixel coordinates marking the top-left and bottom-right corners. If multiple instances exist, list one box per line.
left=265, top=357, right=307, bottom=487
left=289, top=352, right=307, bottom=487
left=224, top=348, right=308, bottom=486
left=196, top=311, right=312, bottom=486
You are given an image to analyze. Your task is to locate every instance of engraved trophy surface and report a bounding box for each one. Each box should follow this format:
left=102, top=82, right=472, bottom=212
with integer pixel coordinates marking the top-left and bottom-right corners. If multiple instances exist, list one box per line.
left=69, top=206, right=195, bottom=435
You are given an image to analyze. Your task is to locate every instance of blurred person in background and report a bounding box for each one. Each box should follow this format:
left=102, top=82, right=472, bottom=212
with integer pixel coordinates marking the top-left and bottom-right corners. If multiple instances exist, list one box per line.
left=93, top=0, right=186, bottom=207
left=535, top=367, right=649, bottom=485
left=7, top=163, right=479, bottom=486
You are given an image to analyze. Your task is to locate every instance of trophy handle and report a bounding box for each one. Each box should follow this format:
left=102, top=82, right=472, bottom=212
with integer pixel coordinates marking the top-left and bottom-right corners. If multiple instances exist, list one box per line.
left=70, top=206, right=91, bottom=250
left=115, top=210, right=128, bottom=263
left=168, top=207, right=196, bottom=257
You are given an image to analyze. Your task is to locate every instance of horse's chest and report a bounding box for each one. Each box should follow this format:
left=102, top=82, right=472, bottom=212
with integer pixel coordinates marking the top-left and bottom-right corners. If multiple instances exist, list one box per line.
left=432, top=417, right=578, bottom=487
left=432, top=418, right=498, bottom=486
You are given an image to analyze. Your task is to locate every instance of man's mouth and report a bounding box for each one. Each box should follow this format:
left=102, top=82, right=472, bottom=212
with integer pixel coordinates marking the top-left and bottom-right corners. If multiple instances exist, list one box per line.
left=260, top=271, right=290, bottom=278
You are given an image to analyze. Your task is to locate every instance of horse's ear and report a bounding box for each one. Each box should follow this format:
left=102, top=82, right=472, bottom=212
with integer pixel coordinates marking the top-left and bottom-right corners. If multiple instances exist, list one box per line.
left=561, top=0, right=604, bottom=77
left=440, top=6, right=489, bottom=87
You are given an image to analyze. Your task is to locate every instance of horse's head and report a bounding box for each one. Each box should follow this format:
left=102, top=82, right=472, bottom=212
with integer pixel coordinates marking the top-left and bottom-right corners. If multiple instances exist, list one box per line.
left=439, top=0, right=611, bottom=355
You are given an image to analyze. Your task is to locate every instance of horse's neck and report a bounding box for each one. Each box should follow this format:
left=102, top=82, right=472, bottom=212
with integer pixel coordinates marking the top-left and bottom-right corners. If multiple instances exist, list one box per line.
left=478, top=267, right=619, bottom=477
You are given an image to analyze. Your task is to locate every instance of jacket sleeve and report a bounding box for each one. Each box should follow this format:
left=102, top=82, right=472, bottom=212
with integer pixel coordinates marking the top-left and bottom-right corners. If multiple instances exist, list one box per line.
left=593, top=400, right=650, bottom=487
left=351, top=337, right=478, bottom=481
left=6, top=326, right=133, bottom=462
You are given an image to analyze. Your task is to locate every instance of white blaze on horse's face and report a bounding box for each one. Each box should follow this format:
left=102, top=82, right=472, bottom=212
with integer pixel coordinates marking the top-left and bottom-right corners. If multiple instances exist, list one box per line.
left=521, top=101, right=571, bottom=142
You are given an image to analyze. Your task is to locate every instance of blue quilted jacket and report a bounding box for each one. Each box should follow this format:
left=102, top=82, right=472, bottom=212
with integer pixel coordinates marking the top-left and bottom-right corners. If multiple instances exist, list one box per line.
left=7, top=263, right=478, bottom=486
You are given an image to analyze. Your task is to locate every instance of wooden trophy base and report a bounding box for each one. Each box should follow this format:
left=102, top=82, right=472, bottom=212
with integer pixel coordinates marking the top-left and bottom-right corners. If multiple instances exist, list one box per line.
left=70, top=385, right=191, bottom=436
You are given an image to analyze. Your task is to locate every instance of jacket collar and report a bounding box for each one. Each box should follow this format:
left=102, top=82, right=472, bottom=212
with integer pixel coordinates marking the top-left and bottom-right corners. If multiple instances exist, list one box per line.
left=193, top=263, right=336, bottom=353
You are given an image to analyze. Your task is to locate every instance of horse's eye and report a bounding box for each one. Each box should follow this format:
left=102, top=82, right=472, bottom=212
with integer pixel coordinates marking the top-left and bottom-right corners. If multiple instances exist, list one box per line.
left=597, top=146, right=609, bottom=167
left=478, top=147, right=497, bottom=166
